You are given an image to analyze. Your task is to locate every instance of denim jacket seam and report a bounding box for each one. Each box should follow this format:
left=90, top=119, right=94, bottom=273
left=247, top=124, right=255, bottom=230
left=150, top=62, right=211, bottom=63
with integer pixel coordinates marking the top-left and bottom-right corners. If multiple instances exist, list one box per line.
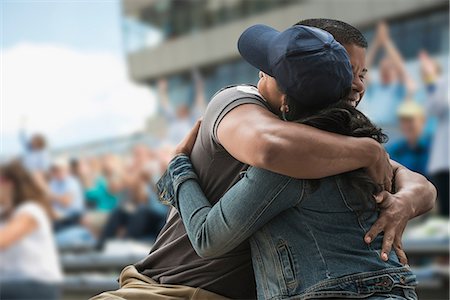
left=216, top=176, right=294, bottom=254
left=303, top=221, right=330, bottom=278
left=295, top=180, right=306, bottom=206
left=335, top=177, right=369, bottom=233
left=302, top=267, right=414, bottom=293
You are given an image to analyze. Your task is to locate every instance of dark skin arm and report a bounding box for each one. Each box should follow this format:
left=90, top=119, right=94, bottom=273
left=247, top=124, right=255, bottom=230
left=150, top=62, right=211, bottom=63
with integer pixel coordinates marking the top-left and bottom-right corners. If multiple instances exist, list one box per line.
left=217, top=104, right=393, bottom=189
left=365, top=160, right=436, bottom=264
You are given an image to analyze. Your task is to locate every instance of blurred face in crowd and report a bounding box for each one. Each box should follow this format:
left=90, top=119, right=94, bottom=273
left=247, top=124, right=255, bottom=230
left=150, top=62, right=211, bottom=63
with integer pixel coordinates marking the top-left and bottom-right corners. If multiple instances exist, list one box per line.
left=257, top=71, right=286, bottom=112
left=30, top=134, right=46, bottom=150
left=343, top=44, right=367, bottom=107
left=399, top=115, right=425, bottom=146
left=176, top=105, right=190, bottom=119
left=379, top=57, right=398, bottom=85
left=133, top=145, right=150, bottom=167
left=51, top=165, right=68, bottom=180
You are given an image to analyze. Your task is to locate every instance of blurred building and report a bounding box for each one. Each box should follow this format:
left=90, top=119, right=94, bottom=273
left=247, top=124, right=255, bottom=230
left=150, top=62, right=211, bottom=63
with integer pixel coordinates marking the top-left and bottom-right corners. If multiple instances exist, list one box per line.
left=121, top=0, right=448, bottom=105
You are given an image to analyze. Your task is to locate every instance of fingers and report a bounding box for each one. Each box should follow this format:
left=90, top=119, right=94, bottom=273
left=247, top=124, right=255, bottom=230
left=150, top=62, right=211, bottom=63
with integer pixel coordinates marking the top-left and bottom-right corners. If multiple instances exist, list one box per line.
left=364, top=218, right=384, bottom=244
left=374, top=191, right=388, bottom=204
left=374, top=191, right=394, bottom=209
left=380, top=230, right=395, bottom=261
left=394, top=240, right=408, bottom=265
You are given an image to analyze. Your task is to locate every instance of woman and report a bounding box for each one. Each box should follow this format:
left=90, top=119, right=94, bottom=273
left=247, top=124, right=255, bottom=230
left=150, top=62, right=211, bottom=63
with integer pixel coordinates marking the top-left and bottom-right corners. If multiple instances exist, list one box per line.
left=0, top=161, right=63, bottom=300
left=158, top=100, right=418, bottom=299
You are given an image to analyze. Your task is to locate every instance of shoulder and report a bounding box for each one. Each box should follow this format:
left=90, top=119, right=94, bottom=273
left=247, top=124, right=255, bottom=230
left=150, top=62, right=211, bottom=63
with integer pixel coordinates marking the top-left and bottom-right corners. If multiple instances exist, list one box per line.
left=201, top=85, right=271, bottom=145
left=207, top=84, right=269, bottom=111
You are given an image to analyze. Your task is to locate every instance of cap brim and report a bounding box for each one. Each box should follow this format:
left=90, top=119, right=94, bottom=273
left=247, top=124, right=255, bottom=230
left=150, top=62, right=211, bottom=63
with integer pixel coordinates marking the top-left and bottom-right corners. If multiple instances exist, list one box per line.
left=238, top=24, right=279, bottom=76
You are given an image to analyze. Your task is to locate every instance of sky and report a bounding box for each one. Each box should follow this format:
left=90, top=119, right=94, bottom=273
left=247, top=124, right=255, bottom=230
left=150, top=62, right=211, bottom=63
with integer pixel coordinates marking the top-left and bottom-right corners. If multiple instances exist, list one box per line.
left=1, top=0, right=157, bottom=156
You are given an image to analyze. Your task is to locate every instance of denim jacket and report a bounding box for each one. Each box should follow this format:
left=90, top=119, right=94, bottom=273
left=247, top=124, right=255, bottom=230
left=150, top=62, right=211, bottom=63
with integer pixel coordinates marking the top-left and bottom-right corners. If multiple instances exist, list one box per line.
left=158, top=154, right=417, bottom=300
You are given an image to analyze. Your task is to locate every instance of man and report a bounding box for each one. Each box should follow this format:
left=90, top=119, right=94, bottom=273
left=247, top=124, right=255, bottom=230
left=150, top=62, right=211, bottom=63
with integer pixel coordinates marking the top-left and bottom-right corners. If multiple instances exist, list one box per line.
left=387, top=101, right=431, bottom=176
left=92, top=19, right=435, bottom=300
left=49, top=157, right=85, bottom=232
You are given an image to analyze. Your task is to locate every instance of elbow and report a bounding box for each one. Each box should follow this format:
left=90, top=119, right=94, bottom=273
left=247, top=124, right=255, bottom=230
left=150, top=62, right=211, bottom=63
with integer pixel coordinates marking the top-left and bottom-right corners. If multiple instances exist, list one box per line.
left=414, top=174, right=437, bottom=213
left=191, top=233, right=227, bottom=259
left=425, top=180, right=438, bottom=212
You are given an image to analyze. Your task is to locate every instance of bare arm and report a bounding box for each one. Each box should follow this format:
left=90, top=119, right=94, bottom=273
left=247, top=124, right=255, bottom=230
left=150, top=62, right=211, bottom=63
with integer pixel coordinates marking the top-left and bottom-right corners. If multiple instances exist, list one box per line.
left=365, top=29, right=382, bottom=72
left=0, top=213, right=37, bottom=250
left=217, top=104, right=392, bottom=188
left=377, top=22, right=416, bottom=95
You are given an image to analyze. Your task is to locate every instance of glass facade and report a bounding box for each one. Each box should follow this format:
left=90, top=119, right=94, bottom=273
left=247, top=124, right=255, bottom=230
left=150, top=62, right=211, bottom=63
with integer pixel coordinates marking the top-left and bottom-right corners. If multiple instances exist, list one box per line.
left=123, top=0, right=300, bottom=54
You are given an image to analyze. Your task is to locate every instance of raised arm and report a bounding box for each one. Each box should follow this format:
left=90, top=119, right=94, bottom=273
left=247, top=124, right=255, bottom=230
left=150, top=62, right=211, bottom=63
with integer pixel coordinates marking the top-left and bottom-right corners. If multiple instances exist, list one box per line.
left=158, top=154, right=301, bottom=258
left=217, top=104, right=393, bottom=190
left=377, top=22, right=416, bottom=95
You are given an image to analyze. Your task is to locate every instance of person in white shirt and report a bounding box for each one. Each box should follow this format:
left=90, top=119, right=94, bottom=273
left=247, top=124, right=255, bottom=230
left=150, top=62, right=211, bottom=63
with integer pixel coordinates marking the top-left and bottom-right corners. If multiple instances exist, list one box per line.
left=0, top=161, right=63, bottom=300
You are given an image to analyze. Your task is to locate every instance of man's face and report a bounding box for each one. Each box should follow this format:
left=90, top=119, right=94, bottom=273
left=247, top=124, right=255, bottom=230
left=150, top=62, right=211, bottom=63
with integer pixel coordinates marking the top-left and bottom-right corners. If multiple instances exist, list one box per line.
left=257, top=43, right=369, bottom=110
left=342, top=44, right=368, bottom=107
left=257, top=71, right=285, bottom=112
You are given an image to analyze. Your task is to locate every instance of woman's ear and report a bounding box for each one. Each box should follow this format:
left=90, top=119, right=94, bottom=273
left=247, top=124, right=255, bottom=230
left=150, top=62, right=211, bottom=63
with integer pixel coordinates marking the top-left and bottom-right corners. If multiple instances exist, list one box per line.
left=280, top=94, right=289, bottom=113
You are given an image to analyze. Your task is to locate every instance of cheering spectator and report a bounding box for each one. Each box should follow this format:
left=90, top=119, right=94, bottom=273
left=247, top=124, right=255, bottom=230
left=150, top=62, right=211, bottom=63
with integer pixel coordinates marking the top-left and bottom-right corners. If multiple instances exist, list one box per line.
left=0, top=161, right=63, bottom=300
left=158, top=70, right=206, bottom=145
left=420, top=51, right=449, bottom=216
left=49, top=157, right=85, bottom=231
left=95, top=148, right=166, bottom=249
left=362, top=21, right=416, bottom=127
left=19, top=129, right=50, bottom=174
left=387, top=101, right=431, bottom=176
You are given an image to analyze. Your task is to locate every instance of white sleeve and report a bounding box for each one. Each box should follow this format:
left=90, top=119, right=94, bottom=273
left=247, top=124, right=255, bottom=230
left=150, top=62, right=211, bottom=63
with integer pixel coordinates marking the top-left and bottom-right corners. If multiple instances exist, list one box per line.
left=14, top=202, right=48, bottom=229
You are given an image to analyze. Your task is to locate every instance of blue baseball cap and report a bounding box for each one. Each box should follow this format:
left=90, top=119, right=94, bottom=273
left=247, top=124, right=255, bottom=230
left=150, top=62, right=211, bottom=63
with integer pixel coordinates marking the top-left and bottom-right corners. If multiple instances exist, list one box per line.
left=238, top=24, right=353, bottom=107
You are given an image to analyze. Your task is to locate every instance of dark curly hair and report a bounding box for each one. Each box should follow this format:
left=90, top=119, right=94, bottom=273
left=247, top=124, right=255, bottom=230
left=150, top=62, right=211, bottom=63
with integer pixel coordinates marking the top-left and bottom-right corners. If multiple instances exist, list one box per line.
left=296, top=101, right=388, bottom=212
left=296, top=18, right=368, bottom=48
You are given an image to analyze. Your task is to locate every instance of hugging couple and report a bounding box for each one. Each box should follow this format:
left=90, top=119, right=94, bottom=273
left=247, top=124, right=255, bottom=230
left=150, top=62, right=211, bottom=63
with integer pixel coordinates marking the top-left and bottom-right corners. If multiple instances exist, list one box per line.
left=93, top=19, right=436, bottom=300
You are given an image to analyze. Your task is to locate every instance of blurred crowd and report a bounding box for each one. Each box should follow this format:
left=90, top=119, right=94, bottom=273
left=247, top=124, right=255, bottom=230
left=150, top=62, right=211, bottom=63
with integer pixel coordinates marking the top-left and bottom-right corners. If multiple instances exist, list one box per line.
left=0, top=20, right=448, bottom=299
left=360, top=22, right=448, bottom=217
